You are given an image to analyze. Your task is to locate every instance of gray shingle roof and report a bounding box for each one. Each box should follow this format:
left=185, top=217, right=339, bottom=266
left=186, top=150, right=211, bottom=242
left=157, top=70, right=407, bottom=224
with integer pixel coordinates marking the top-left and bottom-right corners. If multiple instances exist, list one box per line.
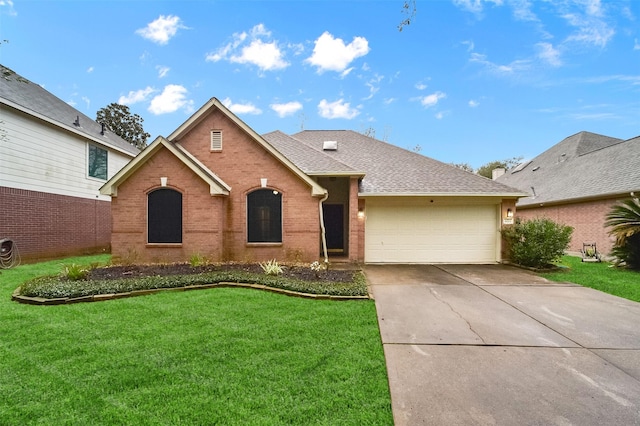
left=0, top=64, right=139, bottom=156
left=496, top=131, right=640, bottom=207
left=266, top=129, right=523, bottom=196
left=262, top=130, right=360, bottom=175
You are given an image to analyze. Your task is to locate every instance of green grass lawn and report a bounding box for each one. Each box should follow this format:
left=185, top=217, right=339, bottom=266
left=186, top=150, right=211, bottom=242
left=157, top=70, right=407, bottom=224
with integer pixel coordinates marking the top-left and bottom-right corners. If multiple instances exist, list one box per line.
left=541, top=255, right=640, bottom=302
left=1, top=256, right=392, bottom=425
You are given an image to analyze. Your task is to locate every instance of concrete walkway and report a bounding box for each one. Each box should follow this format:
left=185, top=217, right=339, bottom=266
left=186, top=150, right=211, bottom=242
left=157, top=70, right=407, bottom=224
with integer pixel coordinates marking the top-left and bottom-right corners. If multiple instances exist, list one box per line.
left=365, top=264, right=640, bottom=425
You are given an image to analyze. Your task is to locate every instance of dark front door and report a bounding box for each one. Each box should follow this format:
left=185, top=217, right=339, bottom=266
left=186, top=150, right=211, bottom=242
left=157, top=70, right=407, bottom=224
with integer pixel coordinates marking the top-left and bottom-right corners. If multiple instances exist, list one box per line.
left=323, top=204, right=344, bottom=253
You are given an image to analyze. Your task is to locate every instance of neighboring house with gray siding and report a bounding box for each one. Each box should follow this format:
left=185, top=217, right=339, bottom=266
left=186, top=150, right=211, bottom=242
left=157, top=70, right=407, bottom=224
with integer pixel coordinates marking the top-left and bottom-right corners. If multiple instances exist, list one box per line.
left=0, top=64, right=139, bottom=261
left=496, top=131, right=640, bottom=255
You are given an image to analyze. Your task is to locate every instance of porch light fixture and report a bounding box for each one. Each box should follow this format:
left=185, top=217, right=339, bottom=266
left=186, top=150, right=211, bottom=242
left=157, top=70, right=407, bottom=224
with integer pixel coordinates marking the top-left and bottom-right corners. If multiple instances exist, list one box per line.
left=260, top=178, right=267, bottom=188
left=357, top=209, right=365, bottom=219
left=506, top=208, right=513, bottom=218
left=160, top=177, right=168, bottom=187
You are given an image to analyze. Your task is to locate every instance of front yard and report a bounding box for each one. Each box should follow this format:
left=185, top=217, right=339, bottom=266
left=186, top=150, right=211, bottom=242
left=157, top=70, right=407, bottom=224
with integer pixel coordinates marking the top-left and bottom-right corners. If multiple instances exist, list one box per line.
left=0, top=255, right=392, bottom=425
left=542, top=255, right=640, bottom=302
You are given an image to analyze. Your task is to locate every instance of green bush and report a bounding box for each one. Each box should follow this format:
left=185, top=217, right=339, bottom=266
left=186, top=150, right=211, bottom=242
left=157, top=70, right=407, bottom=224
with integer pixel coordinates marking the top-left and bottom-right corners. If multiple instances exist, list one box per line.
left=502, top=218, right=573, bottom=269
left=18, top=269, right=368, bottom=299
left=60, top=263, right=89, bottom=281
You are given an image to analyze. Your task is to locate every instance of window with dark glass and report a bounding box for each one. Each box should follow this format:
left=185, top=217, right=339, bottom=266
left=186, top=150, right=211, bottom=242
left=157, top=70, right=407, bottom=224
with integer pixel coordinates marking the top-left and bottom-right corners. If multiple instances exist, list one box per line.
left=88, top=145, right=108, bottom=180
left=148, top=189, right=182, bottom=243
left=247, top=189, right=282, bottom=243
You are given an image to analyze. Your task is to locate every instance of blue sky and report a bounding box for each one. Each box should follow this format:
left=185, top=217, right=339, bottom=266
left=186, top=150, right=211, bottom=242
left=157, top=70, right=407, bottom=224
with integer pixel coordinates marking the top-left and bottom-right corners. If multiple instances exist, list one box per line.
left=1, top=0, right=638, bottom=168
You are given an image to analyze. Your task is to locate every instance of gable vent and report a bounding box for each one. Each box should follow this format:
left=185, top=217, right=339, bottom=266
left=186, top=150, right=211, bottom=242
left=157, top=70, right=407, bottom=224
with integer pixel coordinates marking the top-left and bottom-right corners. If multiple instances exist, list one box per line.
left=210, top=130, right=222, bottom=151
left=323, top=140, right=337, bottom=151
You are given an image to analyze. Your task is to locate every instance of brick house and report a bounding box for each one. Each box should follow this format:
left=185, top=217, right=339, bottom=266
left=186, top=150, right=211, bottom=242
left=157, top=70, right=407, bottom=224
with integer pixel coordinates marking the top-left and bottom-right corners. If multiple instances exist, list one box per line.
left=0, top=65, right=139, bottom=262
left=496, top=131, right=640, bottom=255
left=101, top=98, right=525, bottom=265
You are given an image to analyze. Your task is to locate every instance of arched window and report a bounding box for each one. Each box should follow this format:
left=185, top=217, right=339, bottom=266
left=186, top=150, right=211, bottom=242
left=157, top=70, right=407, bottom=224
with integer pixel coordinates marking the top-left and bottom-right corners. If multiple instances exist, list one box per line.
left=247, top=189, right=282, bottom=243
left=148, top=188, right=182, bottom=243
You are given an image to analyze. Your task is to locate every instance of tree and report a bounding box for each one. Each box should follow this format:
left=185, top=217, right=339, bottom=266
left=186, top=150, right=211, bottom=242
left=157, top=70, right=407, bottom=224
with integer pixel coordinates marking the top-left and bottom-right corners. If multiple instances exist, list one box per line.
left=450, top=162, right=474, bottom=173
left=398, top=0, right=417, bottom=31
left=96, top=103, right=150, bottom=150
left=605, top=198, right=640, bottom=269
left=476, top=156, right=523, bottom=179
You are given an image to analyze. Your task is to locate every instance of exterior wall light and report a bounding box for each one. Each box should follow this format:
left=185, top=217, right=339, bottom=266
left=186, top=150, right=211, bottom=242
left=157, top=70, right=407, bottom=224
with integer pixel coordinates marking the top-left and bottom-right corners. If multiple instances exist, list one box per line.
left=160, top=177, right=168, bottom=187
left=357, top=209, right=365, bottom=219
left=506, top=208, right=513, bottom=218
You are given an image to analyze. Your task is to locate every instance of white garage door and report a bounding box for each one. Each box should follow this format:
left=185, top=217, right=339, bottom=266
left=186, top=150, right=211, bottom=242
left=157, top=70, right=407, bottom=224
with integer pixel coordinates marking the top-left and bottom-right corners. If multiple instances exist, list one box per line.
left=365, top=199, right=499, bottom=263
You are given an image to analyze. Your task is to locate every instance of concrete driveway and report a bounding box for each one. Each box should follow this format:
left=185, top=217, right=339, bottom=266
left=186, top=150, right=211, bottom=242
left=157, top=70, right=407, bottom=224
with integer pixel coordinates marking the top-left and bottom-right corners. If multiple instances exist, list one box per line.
left=365, top=264, right=640, bottom=425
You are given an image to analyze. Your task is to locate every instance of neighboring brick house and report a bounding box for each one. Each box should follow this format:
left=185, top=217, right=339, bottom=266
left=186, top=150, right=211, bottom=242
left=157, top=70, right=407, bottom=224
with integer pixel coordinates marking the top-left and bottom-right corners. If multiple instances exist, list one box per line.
left=0, top=65, right=139, bottom=261
left=496, top=131, right=640, bottom=255
left=101, top=98, right=525, bottom=265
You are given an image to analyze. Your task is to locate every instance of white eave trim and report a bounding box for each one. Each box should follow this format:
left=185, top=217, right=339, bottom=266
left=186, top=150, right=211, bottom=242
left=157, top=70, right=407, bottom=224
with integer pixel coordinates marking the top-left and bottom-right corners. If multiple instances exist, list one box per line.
left=100, top=136, right=230, bottom=197
left=1, top=98, right=138, bottom=158
left=358, top=192, right=529, bottom=198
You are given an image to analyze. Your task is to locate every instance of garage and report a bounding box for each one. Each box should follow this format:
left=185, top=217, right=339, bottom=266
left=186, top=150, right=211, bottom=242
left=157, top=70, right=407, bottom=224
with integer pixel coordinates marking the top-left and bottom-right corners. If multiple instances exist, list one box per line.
left=364, top=197, right=500, bottom=264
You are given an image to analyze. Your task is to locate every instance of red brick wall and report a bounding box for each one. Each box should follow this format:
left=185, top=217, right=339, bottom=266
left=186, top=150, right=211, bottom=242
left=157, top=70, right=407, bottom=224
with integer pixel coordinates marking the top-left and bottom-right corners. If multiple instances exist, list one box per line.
left=111, top=107, right=321, bottom=264
left=0, top=186, right=111, bottom=262
left=516, top=198, right=621, bottom=255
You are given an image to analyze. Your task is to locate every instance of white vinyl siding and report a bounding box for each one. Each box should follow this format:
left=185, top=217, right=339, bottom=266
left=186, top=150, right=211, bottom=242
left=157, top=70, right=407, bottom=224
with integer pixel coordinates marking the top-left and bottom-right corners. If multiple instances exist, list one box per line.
left=0, top=107, right=132, bottom=201
left=365, top=197, right=500, bottom=263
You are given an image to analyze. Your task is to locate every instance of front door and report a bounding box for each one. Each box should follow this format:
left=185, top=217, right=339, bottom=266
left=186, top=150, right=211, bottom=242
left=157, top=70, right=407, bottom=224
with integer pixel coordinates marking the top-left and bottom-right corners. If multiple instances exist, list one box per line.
left=323, top=204, right=345, bottom=254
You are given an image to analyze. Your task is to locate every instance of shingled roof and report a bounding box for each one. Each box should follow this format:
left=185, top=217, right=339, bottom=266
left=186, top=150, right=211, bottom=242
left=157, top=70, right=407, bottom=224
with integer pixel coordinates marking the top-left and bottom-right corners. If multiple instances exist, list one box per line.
left=497, top=131, right=640, bottom=207
left=0, top=64, right=139, bottom=156
left=265, top=129, right=525, bottom=197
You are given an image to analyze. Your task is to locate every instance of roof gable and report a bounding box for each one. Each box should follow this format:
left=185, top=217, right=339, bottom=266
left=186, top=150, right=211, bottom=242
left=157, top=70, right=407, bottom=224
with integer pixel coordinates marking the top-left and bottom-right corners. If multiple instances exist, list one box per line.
left=100, top=136, right=230, bottom=197
left=497, top=131, right=640, bottom=206
left=169, top=98, right=326, bottom=197
left=0, top=64, right=139, bottom=157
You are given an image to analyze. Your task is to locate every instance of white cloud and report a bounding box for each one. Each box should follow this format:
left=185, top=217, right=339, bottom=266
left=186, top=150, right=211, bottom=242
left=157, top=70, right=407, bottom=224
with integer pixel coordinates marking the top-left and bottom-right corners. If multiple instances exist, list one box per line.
left=119, top=86, right=156, bottom=105
left=148, top=85, right=193, bottom=114
left=0, top=0, right=17, bottom=16
left=364, top=74, right=384, bottom=100
left=230, top=39, right=288, bottom=71
left=420, top=91, right=446, bottom=108
left=206, top=24, right=288, bottom=72
left=81, top=96, right=90, bottom=109
left=561, top=6, right=615, bottom=48
left=340, top=67, right=355, bottom=78
left=136, top=15, right=187, bottom=45
left=384, top=97, right=397, bottom=105
left=305, top=32, right=370, bottom=73
left=86, top=66, right=94, bottom=73
left=536, top=42, right=562, bottom=67
left=317, top=99, right=360, bottom=119
left=470, top=52, right=531, bottom=74
left=156, top=65, right=170, bottom=78
left=634, top=38, right=640, bottom=50
left=221, top=97, right=262, bottom=115
left=468, top=99, right=480, bottom=107
left=510, top=0, right=538, bottom=22
left=415, top=82, right=427, bottom=90
left=270, top=101, right=303, bottom=117
left=435, top=111, right=446, bottom=120
left=452, top=0, right=503, bottom=14
left=461, top=40, right=475, bottom=52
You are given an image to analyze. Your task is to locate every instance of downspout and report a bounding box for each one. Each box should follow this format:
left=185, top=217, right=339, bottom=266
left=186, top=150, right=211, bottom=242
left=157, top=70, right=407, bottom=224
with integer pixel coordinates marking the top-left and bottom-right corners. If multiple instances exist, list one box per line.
left=318, top=192, right=329, bottom=264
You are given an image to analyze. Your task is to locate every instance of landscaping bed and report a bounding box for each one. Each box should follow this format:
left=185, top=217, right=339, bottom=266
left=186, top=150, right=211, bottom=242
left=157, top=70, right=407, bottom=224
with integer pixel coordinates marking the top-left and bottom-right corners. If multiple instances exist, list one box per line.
left=15, top=262, right=369, bottom=301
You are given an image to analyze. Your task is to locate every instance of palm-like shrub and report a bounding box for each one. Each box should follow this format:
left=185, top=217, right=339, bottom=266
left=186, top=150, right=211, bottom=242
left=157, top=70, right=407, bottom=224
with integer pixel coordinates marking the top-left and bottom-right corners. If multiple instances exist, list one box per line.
left=605, top=198, right=640, bottom=270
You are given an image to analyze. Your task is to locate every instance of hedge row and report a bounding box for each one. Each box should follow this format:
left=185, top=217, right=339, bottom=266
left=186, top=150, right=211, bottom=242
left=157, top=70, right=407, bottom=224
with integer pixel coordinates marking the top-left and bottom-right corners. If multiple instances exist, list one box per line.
left=18, top=270, right=369, bottom=299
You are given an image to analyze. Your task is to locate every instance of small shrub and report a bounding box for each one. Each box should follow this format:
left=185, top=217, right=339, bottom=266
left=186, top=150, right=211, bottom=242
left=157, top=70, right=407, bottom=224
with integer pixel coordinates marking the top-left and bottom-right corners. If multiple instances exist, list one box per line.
left=310, top=260, right=328, bottom=278
left=60, top=263, right=89, bottom=281
left=189, top=253, right=209, bottom=267
left=259, top=259, right=283, bottom=276
left=502, top=218, right=573, bottom=269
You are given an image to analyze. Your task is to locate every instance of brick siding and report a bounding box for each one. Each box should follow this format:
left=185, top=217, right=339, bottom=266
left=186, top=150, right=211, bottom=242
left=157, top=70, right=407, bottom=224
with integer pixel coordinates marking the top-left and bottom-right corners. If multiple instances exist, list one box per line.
left=111, top=108, right=322, bottom=264
left=516, top=198, right=621, bottom=255
left=0, top=186, right=111, bottom=262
